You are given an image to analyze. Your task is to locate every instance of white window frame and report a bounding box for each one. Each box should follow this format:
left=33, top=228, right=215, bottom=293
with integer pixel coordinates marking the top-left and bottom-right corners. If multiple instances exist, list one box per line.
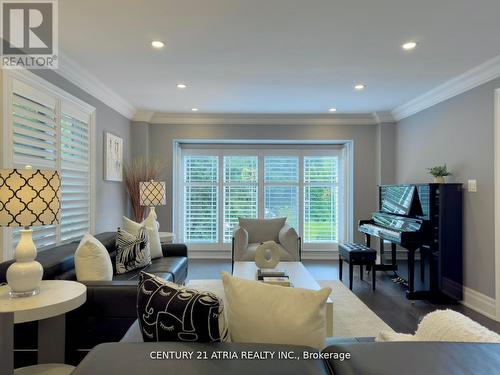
left=1, top=69, right=96, bottom=260
left=174, top=141, right=353, bottom=253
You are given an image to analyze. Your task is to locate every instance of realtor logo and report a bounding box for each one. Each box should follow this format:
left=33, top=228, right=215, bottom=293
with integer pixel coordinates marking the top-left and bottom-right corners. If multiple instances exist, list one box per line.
left=1, top=0, right=58, bottom=69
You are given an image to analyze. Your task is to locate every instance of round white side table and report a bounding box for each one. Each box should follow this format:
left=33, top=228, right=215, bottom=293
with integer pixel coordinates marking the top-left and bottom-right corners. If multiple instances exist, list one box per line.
left=159, top=232, right=175, bottom=244
left=0, top=280, right=87, bottom=375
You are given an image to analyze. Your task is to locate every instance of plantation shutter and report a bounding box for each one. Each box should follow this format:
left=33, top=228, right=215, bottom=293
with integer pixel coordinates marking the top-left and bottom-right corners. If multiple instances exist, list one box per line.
left=60, top=103, right=91, bottom=242
left=11, top=79, right=58, bottom=248
left=264, top=156, right=299, bottom=229
left=223, top=156, right=258, bottom=242
left=304, top=156, right=338, bottom=243
left=7, top=74, right=94, bottom=251
left=183, top=156, right=219, bottom=243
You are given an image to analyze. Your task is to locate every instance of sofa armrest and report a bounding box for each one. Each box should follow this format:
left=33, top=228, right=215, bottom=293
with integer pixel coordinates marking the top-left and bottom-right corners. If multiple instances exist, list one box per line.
left=279, top=224, right=300, bottom=260
left=80, top=281, right=138, bottom=318
left=65, top=280, right=140, bottom=362
left=232, top=226, right=249, bottom=261
left=161, top=243, right=188, bottom=258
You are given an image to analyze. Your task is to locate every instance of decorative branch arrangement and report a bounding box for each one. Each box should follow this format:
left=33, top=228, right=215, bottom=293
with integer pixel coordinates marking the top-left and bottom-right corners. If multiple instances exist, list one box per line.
left=124, top=158, right=163, bottom=222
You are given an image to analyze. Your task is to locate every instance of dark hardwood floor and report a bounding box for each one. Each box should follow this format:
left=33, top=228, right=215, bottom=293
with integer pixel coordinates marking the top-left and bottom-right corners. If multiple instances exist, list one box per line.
left=187, top=259, right=500, bottom=334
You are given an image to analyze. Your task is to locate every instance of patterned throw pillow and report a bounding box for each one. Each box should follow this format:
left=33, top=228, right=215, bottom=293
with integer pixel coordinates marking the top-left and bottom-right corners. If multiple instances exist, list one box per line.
left=137, top=272, right=228, bottom=343
left=115, top=227, right=151, bottom=274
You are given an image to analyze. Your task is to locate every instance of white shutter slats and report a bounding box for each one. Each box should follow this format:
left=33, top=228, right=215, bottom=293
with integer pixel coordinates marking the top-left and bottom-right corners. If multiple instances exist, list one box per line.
left=184, top=156, right=218, bottom=183
left=12, top=91, right=57, bottom=169
left=60, top=107, right=91, bottom=244
left=184, top=186, right=218, bottom=243
left=12, top=115, right=56, bottom=135
left=13, top=104, right=57, bottom=127
left=222, top=156, right=258, bottom=243
left=264, top=156, right=299, bottom=183
left=264, top=186, right=299, bottom=229
left=183, top=156, right=219, bottom=243
left=10, top=85, right=58, bottom=249
left=180, top=149, right=342, bottom=248
left=224, top=186, right=257, bottom=242
left=304, top=156, right=339, bottom=243
left=264, top=156, right=299, bottom=230
left=304, top=157, right=338, bottom=183
left=8, top=74, right=94, bottom=252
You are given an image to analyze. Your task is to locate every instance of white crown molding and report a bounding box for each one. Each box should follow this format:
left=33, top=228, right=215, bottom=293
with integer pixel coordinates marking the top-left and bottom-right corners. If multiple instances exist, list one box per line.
left=149, top=112, right=382, bottom=126
left=132, top=110, right=154, bottom=122
left=392, top=54, right=500, bottom=121
left=372, top=111, right=395, bottom=124
left=57, top=51, right=136, bottom=119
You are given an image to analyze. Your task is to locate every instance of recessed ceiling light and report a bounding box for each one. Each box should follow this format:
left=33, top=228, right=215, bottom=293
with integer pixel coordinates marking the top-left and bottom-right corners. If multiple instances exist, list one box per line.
left=176, top=83, right=187, bottom=89
left=191, top=108, right=199, bottom=112
left=402, top=41, right=418, bottom=50
left=329, top=108, right=337, bottom=112
left=151, top=40, right=165, bottom=49
left=354, top=84, right=366, bottom=90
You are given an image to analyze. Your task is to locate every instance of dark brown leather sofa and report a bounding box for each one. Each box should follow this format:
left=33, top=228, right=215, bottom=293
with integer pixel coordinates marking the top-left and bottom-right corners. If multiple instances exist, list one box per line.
left=0, top=232, right=188, bottom=366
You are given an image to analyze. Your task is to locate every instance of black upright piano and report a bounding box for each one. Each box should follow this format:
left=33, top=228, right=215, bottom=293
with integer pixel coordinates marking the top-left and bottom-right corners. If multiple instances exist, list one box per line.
left=359, top=184, right=463, bottom=301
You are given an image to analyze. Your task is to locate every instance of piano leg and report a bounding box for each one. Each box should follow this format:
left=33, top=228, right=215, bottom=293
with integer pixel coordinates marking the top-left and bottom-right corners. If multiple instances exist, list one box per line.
left=406, top=249, right=416, bottom=299
left=391, top=243, right=397, bottom=269
left=420, top=250, right=425, bottom=282
left=379, top=238, right=385, bottom=265
left=360, top=265, right=363, bottom=280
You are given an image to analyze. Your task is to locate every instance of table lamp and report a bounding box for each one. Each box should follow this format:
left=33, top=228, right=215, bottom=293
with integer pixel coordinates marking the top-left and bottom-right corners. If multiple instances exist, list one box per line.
left=139, top=180, right=166, bottom=222
left=0, top=167, right=60, bottom=297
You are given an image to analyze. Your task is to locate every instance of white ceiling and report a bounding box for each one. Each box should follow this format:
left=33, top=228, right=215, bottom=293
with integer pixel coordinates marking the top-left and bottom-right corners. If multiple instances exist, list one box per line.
left=59, top=0, right=500, bottom=115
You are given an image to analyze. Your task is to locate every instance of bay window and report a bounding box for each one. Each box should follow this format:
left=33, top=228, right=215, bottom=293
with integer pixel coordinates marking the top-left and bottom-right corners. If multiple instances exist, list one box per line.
left=177, top=144, right=349, bottom=252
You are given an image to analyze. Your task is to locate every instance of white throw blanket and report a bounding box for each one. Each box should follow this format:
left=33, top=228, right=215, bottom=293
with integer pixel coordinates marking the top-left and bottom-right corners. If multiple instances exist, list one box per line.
left=377, top=309, right=500, bottom=343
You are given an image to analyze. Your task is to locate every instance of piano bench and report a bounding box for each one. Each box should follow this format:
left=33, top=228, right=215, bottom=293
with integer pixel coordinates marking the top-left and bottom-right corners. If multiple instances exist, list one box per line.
left=339, top=243, right=377, bottom=291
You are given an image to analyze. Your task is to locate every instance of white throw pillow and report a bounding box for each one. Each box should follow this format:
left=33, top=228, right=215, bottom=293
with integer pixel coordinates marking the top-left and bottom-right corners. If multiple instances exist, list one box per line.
left=75, top=233, right=113, bottom=281
left=122, top=212, right=162, bottom=259
left=376, top=309, right=500, bottom=343
left=221, top=272, right=331, bottom=349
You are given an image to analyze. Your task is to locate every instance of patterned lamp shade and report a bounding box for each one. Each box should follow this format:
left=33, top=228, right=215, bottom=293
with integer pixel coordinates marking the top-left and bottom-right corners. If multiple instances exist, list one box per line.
left=0, top=168, right=61, bottom=227
left=140, top=181, right=166, bottom=207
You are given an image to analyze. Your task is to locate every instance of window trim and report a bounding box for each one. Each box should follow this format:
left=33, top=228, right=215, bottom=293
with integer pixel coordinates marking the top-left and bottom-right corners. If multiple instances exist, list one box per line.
left=174, top=141, right=353, bottom=252
left=1, top=69, right=96, bottom=260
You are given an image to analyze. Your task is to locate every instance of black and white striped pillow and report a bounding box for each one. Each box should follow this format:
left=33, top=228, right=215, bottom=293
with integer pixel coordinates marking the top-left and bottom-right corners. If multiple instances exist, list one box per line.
left=115, top=227, right=151, bottom=274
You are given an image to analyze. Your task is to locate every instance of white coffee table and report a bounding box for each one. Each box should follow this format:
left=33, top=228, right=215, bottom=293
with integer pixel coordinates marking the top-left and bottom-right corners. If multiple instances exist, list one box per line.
left=0, top=280, right=87, bottom=374
left=232, top=261, right=333, bottom=336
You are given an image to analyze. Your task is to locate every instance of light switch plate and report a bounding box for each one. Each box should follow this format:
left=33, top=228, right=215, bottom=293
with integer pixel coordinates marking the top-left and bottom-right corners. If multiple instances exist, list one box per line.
left=468, top=179, right=477, bottom=192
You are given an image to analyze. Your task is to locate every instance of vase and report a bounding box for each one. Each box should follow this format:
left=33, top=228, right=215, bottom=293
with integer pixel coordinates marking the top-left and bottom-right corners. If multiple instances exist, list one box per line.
left=433, top=176, right=445, bottom=183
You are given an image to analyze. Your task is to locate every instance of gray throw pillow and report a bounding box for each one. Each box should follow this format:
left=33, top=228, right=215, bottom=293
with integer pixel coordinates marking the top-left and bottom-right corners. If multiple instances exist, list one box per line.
left=238, top=217, right=286, bottom=243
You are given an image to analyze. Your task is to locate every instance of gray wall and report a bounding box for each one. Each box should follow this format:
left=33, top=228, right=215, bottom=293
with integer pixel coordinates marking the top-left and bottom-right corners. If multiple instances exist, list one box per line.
left=395, top=77, right=500, bottom=298
left=33, top=70, right=132, bottom=232
left=145, top=122, right=381, bottom=244
left=377, top=123, right=396, bottom=185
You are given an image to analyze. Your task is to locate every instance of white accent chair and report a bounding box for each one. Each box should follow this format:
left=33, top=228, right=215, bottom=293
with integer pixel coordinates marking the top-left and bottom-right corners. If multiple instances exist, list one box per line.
left=231, top=217, right=301, bottom=272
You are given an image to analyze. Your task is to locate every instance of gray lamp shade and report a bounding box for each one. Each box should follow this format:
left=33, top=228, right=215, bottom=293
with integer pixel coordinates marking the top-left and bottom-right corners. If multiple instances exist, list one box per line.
left=140, top=181, right=166, bottom=207
left=0, top=168, right=61, bottom=227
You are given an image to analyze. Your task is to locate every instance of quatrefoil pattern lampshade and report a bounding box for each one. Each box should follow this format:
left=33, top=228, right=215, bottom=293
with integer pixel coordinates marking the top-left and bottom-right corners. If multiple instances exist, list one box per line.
left=140, top=181, right=166, bottom=207
left=0, top=169, right=61, bottom=227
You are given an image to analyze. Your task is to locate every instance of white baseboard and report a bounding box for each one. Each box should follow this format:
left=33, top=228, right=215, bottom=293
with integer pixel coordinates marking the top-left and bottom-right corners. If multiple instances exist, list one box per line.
left=302, top=251, right=338, bottom=260
left=189, top=250, right=231, bottom=259
left=461, top=287, right=497, bottom=320
left=188, top=249, right=412, bottom=261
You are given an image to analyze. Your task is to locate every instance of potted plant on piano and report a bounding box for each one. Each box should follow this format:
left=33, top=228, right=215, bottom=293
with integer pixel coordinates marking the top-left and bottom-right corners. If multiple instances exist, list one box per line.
left=428, top=164, right=452, bottom=183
